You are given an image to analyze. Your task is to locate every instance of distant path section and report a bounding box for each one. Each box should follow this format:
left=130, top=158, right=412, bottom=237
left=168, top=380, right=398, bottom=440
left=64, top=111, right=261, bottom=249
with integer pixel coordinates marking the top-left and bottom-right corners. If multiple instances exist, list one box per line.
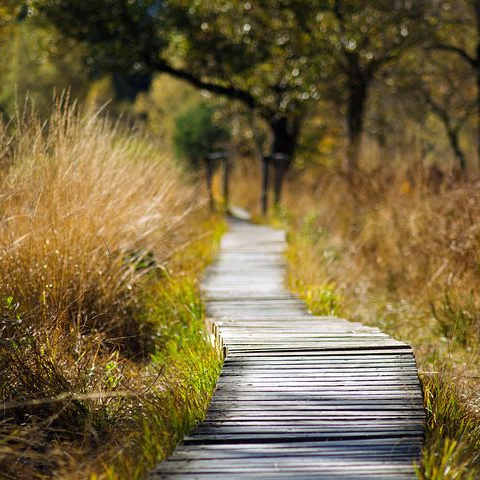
left=149, top=218, right=425, bottom=479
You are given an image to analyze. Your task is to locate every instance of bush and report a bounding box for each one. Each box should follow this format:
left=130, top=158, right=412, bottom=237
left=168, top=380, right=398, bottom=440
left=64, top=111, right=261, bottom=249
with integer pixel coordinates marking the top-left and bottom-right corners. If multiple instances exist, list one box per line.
left=173, top=102, right=231, bottom=169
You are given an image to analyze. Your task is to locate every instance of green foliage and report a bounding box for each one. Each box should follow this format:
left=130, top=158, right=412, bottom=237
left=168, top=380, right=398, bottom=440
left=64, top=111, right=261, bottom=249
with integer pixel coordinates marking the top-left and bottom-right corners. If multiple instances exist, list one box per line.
left=37, top=0, right=475, bottom=177
left=123, top=249, right=157, bottom=272
left=102, top=276, right=223, bottom=480
left=293, top=279, right=343, bottom=316
left=173, top=102, right=231, bottom=169
left=35, top=0, right=168, bottom=74
left=431, top=292, right=480, bottom=348
left=0, top=20, right=89, bottom=117
left=300, top=212, right=325, bottom=244
left=418, top=374, right=480, bottom=480
left=133, top=74, right=203, bottom=145
left=17, top=0, right=480, bottom=176
left=287, top=222, right=343, bottom=317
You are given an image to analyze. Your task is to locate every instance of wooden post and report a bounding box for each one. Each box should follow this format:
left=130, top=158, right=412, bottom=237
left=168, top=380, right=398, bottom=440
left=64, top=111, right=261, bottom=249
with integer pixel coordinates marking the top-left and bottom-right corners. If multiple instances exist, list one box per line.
left=222, top=156, right=230, bottom=211
left=204, top=157, right=215, bottom=212
left=272, top=153, right=289, bottom=207
left=206, top=151, right=230, bottom=212
left=261, top=155, right=270, bottom=216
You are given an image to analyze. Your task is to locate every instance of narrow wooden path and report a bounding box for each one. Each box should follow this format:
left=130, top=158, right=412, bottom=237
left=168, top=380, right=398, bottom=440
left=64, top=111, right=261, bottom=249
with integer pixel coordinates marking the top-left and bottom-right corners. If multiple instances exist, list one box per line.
left=150, top=219, right=425, bottom=479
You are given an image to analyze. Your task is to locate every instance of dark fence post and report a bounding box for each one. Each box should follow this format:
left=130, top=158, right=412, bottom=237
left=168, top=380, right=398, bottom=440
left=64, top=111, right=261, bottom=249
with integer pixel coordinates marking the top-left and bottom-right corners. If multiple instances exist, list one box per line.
left=205, top=151, right=230, bottom=212
left=261, top=155, right=270, bottom=216
left=222, top=156, right=230, bottom=211
left=204, top=156, right=215, bottom=212
left=271, top=153, right=290, bottom=207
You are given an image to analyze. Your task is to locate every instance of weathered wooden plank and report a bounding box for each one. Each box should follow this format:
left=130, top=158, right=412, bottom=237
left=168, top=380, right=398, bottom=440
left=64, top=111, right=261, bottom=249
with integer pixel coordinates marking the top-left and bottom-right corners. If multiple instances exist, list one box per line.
left=207, top=404, right=425, bottom=411
left=170, top=437, right=423, bottom=449
left=217, top=377, right=421, bottom=383
left=219, top=369, right=420, bottom=375
left=151, top=474, right=416, bottom=479
left=184, top=431, right=424, bottom=444
left=151, top=474, right=416, bottom=480
left=225, top=349, right=415, bottom=357
left=168, top=448, right=421, bottom=461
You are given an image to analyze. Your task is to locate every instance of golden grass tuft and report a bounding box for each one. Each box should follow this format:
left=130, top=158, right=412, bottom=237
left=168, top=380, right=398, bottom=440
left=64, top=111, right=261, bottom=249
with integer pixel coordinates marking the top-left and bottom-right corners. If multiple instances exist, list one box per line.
left=1, top=102, right=195, bottom=347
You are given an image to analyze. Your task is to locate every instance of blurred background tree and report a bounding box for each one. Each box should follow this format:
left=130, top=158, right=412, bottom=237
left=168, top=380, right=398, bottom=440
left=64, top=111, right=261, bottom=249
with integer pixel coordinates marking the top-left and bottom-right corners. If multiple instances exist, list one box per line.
left=133, top=75, right=203, bottom=146
left=314, top=0, right=430, bottom=173
left=0, top=20, right=89, bottom=117
left=420, top=53, right=476, bottom=173
left=0, top=0, right=476, bottom=205
left=35, top=0, right=330, bottom=201
left=429, top=0, right=480, bottom=166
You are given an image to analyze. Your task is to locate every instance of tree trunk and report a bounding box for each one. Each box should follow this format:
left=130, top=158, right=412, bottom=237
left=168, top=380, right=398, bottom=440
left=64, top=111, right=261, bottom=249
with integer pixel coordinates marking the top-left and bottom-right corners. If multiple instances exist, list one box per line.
left=476, top=64, right=480, bottom=168
left=261, top=156, right=270, bottom=216
left=346, top=75, right=368, bottom=174
left=273, top=158, right=287, bottom=206
left=447, top=128, right=467, bottom=174
left=475, top=2, right=480, bottom=168
left=204, top=158, right=215, bottom=211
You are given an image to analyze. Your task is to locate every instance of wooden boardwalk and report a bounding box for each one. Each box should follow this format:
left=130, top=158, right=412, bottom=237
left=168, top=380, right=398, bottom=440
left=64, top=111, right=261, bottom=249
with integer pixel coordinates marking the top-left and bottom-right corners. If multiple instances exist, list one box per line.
left=149, top=219, right=425, bottom=479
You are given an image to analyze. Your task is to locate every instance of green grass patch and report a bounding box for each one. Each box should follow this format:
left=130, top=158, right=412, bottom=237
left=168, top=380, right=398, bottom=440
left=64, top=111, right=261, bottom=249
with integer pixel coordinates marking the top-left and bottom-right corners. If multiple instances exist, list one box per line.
left=99, top=276, right=223, bottom=480
left=289, top=278, right=342, bottom=316
left=431, top=292, right=480, bottom=349
left=286, top=232, right=343, bottom=317
left=418, top=373, right=480, bottom=480
left=92, top=216, right=227, bottom=479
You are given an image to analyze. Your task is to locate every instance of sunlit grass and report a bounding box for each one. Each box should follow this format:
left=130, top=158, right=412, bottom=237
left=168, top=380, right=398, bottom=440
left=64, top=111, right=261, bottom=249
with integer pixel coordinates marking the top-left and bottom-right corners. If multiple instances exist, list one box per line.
left=418, top=374, right=480, bottom=479
left=287, top=221, right=480, bottom=478
left=98, top=275, right=223, bottom=480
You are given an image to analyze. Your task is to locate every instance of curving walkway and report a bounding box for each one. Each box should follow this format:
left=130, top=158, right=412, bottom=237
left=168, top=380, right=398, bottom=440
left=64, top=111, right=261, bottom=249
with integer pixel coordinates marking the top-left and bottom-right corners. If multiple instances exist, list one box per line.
left=149, top=219, right=425, bottom=479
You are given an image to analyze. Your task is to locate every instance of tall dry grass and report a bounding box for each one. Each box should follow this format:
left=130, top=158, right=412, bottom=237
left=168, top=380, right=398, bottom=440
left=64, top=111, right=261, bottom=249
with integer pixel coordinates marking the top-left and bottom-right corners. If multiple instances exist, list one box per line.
left=1, top=103, right=195, bottom=341
left=284, top=162, right=480, bottom=357
left=0, top=103, right=220, bottom=479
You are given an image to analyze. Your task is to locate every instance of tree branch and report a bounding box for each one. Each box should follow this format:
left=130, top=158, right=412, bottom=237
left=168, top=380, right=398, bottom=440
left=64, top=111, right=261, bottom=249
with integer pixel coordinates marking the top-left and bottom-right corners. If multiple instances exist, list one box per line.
left=422, top=86, right=450, bottom=125
left=152, top=60, right=258, bottom=110
left=432, top=43, right=477, bottom=68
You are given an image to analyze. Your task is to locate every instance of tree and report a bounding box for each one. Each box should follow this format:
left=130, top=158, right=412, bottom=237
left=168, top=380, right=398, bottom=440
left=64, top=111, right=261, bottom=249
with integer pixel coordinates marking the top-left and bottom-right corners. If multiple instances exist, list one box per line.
left=37, top=1, right=436, bottom=192
left=314, top=0, right=428, bottom=173
left=429, top=0, right=480, bottom=167
left=0, top=1, right=26, bottom=30
left=173, top=101, right=231, bottom=169
left=0, top=20, right=90, bottom=117
left=36, top=0, right=325, bottom=208
left=420, top=53, right=476, bottom=173
left=133, top=74, right=203, bottom=144
left=0, top=1, right=28, bottom=110
left=163, top=0, right=320, bottom=205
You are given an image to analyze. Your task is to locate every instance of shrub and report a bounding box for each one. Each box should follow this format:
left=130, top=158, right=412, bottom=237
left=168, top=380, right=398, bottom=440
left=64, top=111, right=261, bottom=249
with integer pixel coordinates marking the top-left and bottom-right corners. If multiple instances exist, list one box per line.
left=173, top=101, right=230, bottom=169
